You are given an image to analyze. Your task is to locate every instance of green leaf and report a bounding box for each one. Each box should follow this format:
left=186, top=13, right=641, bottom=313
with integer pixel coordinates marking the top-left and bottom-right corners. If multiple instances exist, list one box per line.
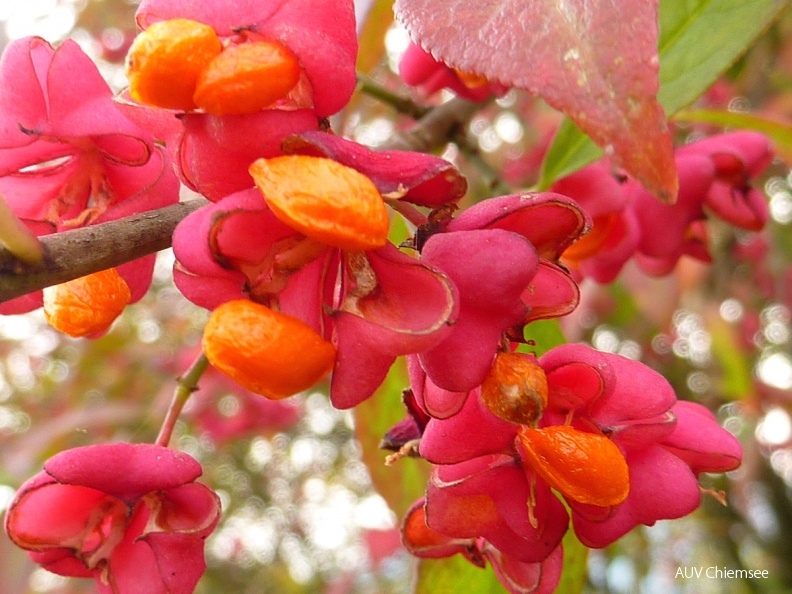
left=708, top=315, right=754, bottom=401
left=522, top=318, right=567, bottom=356
left=537, top=118, right=603, bottom=190
left=538, top=0, right=789, bottom=189
left=415, top=555, right=508, bottom=594
left=657, top=0, right=789, bottom=114
left=352, top=358, right=430, bottom=518
left=556, top=530, right=589, bottom=594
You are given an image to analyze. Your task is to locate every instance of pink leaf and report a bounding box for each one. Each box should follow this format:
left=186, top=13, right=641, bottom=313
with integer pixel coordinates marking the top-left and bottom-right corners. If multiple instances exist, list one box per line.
left=394, top=0, right=678, bottom=202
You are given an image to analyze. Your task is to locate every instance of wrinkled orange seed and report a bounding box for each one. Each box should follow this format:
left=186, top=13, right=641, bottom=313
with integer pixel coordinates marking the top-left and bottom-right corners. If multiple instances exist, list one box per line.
left=126, top=18, right=222, bottom=110
left=518, top=425, right=630, bottom=507
left=480, top=352, right=548, bottom=425
left=193, top=40, right=301, bottom=115
left=43, top=268, right=131, bottom=337
left=202, top=299, right=336, bottom=399
left=249, top=155, right=389, bottom=251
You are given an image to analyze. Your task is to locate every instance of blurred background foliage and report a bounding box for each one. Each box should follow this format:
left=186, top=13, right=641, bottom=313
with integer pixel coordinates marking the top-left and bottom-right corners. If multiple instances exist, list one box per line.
left=1, top=0, right=792, bottom=593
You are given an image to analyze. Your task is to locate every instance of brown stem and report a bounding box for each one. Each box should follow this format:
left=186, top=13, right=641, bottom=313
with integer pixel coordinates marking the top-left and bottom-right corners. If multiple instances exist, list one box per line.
left=386, top=96, right=483, bottom=153
left=356, top=72, right=430, bottom=120
left=0, top=198, right=209, bottom=303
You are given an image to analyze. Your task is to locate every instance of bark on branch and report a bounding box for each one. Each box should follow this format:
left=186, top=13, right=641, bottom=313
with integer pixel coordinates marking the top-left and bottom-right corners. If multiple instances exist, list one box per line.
left=0, top=97, right=482, bottom=304
left=0, top=199, right=209, bottom=303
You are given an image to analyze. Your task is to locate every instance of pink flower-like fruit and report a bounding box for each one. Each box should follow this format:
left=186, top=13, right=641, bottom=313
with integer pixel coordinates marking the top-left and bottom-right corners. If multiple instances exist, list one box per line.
left=5, top=443, right=221, bottom=594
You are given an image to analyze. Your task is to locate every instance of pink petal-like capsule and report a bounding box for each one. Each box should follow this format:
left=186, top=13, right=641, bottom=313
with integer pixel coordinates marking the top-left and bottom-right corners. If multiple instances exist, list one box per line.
left=0, top=36, right=179, bottom=315
left=419, top=228, right=538, bottom=392
left=129, top=0, right=358, bottom=199
left=282, top=130, right=467, bottom=207
left=448, top=193, right=589, bottom=261
left=679, top=131, right=772, bottom=179
left=176, top=110, right=319, bottom=201
left=570, top=446, right=702, bottom=548
left=399, top=42, right=507, bottom=102
left=172, top=183, right=458, bottom=409
left=329, top=244, right=458, bottom=409
left=426, top=455, right=568, bottom=564
left=534, top=344, right=742, bottom=548
left=483, top=541, right=563, bottom=594
left=632, top=153, right=714, bottom=262
left=418, top=381, right=518, bottom=464
left=551, top=161, right=639, bottom=283
left=401, top=499, right=563, bottom=594
left=401, top=498, right=480, bottom=560
left=680, top=132, right=772, bottom=231
left=5, top=443, right=220, bottom=594
left=446, top=193, right=588, bottom=321
left=541, top=344, right=678, bottom=450
left=660, top=401, right=742, bottom=475
left=0, top=38, right=175, bottom=221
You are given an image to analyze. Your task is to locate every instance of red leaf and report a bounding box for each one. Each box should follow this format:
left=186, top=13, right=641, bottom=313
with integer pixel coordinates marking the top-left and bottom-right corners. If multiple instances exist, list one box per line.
left=395, top=0, right=678, bottom=202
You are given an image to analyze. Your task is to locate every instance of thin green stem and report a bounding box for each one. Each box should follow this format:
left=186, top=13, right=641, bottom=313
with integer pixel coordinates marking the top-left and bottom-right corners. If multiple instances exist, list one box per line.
left=155, top=352, right=210, bottom=448
left=356, top=72, right=430, bottom=119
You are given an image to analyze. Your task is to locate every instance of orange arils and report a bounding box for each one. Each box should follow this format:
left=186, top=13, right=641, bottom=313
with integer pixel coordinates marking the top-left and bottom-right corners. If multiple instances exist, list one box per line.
left=202, top=299, right=336, bottom=399
left=126, top=20, right=302, bottom=115
left=518, top=425, right=630, bottom=507
left=194, top=40, right=301, bottom=116
left=249, top=155, right=389, bottom=251
left=43, top=268, right=131, bottom=338
left=481, top=353, right=548, bottom=426
left=562, top=213, right=619, bottom=263
left=126, top=18, right=222, bottom=111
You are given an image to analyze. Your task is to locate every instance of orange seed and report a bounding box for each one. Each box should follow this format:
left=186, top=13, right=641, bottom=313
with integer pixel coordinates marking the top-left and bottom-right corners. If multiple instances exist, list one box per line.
left=480, top=352, right=548, bottom=425
left=126, top=18, right=222, bottom=111
left=193, top=40, right=301, bottom=116
left=249, top=155, right=389, bottom=251
left=202, top=299, right=336, bottom=399
left=518, top=425, right=630, bottom=507
left=43, top=268, right=131, bottom=337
